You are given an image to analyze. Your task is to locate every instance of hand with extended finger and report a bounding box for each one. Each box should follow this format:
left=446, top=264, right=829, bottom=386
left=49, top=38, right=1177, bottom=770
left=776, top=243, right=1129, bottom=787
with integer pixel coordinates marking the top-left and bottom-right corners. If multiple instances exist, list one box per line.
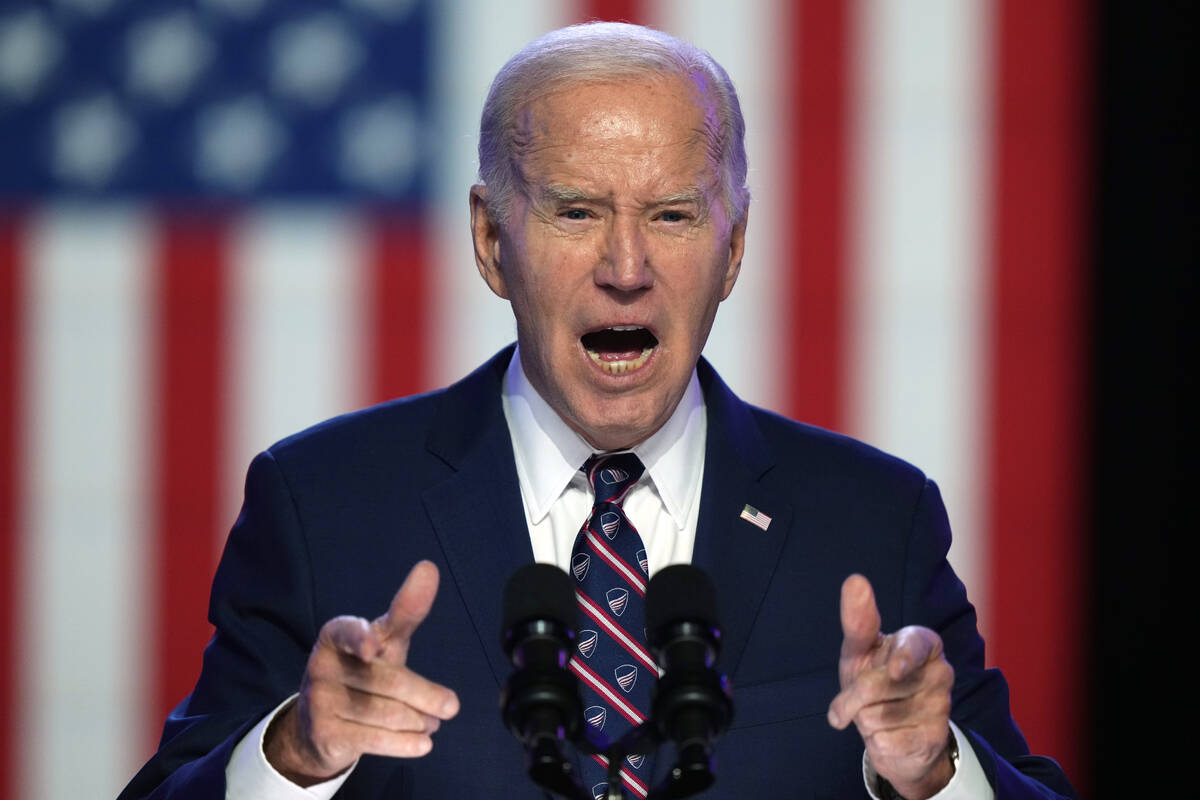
left=827, top=575, right=956, bottom=800
left=264, top=560, right=461, bottom=786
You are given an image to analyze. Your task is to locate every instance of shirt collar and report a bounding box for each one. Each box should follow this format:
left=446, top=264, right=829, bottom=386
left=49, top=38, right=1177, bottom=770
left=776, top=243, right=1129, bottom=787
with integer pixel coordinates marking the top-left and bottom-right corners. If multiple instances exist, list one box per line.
left=501, top=346, right=706, bottom=529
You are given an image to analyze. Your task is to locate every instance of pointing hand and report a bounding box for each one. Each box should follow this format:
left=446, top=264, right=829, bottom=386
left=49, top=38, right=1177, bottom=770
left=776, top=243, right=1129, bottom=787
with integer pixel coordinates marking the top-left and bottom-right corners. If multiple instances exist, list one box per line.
left=264, top=560, right=460, bottom=786
left=827, top=575, right=956, bottom=800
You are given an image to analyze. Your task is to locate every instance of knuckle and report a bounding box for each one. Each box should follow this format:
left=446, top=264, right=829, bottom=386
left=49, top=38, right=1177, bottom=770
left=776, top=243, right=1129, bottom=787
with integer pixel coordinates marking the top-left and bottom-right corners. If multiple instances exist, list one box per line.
left=857, top=667, right=889, bottom=699
left=307, top=713, right=338, bottom=749
left=307, top=657, right=335, bottom=684
left=852, top=704, right=883, bottom=736
left=871, top=727, right=923, bottom=761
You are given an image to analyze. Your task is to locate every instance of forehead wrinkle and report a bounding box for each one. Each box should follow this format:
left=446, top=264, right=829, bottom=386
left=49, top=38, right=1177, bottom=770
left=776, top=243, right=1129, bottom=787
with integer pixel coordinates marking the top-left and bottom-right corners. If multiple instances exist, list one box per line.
left=512, top=79, right=725, bottom=211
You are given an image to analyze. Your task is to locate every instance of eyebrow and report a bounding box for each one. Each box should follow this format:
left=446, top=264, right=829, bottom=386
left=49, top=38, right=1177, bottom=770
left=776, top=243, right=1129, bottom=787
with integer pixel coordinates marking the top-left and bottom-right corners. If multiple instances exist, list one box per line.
left=539, top=184, right=707, bottom=208
left=540, top=184, right=594, bottom=204
left=651, top=188, right=706, bottom=207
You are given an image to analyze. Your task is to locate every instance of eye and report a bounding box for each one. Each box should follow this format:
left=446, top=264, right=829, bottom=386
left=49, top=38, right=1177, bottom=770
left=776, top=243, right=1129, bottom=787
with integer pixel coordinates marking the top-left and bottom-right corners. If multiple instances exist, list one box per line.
left=560, top=208, right=591, bottom=221
left=656, top=209, right=690, bottom=223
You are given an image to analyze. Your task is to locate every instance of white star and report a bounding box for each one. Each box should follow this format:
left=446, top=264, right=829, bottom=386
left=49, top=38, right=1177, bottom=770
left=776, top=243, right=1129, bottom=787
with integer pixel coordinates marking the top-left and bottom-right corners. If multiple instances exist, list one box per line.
left=0, top=9, right=63, bottom=102
left=344, top=0, right=420, bottom=21
left=338, top=96, right=421, bottom=193
left=269, top=13, right=364, bottom=107
left=126, top=11, right=213, bottom=105
left=194, top=96, right=286, bottom=191
left=51, top=94, right=137, bottom=187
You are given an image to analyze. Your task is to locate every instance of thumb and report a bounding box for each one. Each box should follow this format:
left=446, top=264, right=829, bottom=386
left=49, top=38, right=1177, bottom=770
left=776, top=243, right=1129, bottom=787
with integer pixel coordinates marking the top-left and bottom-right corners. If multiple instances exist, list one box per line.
left=839, top=574, right=882, bottom=663
left=373, top=560, right=440, bottom=650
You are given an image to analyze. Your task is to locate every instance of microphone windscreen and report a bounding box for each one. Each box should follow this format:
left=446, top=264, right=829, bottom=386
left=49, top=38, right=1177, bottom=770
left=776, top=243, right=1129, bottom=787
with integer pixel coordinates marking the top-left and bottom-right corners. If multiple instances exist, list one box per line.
left=645, top=564, right=718, bottom=632
left=502, top=563, right=577, bottom=632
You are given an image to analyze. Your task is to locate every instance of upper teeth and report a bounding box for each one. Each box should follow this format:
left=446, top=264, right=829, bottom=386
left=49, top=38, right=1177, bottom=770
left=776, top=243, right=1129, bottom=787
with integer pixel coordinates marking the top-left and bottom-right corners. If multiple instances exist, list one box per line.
left=609, top=325, right=642, bottom=331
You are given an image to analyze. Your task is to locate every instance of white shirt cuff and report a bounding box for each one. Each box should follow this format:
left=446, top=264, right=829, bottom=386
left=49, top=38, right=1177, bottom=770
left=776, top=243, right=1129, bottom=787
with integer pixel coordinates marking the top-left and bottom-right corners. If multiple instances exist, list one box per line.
left=225, top=694, right=357, bottom=800
left=862, top=720, right=993, bottom=800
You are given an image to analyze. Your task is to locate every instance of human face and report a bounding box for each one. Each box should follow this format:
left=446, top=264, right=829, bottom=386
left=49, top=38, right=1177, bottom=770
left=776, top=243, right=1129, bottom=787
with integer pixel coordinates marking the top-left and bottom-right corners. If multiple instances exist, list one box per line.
left=470, top=75, right=746, bottom=451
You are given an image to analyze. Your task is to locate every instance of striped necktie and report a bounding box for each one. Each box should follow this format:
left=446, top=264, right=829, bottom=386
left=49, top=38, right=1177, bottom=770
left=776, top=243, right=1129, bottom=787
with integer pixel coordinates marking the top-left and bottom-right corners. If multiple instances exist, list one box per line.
left=569, top=452, right=655, bottom=800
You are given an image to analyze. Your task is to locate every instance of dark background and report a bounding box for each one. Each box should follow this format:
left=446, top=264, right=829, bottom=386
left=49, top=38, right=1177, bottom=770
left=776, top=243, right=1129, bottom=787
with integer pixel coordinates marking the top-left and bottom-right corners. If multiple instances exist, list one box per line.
left=1091, top=2, right=1191, bottom=795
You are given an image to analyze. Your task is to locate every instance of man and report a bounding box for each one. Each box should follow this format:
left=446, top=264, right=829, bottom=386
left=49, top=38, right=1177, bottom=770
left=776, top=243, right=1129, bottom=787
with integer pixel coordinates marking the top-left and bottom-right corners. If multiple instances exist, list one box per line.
left=119, top=22, right=1076, bottom=800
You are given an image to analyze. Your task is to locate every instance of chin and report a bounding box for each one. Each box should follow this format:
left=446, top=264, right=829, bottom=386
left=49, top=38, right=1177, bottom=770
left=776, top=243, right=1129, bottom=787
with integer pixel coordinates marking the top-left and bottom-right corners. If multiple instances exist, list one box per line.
left=572, top=405, right=662, bottom=451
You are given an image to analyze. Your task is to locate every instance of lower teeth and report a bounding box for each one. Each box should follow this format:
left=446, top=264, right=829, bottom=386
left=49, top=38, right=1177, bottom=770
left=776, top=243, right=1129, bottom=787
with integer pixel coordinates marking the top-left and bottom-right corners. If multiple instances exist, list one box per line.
left=587, top=347, right=653, bottom=374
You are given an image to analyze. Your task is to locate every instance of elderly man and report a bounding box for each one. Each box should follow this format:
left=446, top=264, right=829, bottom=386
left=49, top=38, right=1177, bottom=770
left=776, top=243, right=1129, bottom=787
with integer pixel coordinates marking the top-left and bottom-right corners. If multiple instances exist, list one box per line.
left=120, top=22, right=1076, bottom=800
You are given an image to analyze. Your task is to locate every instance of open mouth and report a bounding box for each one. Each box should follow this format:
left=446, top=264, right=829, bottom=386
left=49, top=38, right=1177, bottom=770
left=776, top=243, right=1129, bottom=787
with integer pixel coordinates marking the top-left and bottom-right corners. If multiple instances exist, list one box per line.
left=580, top=325, right=659, bottom=374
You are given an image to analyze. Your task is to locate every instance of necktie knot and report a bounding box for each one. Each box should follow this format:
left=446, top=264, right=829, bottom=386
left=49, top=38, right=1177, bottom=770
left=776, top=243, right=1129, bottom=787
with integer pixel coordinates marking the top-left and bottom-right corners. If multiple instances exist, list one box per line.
left=584, top=452, right=645, bottom=505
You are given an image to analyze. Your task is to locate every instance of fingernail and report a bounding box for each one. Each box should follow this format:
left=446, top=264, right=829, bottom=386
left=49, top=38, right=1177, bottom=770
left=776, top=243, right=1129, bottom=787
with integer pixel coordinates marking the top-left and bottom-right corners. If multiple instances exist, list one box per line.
left=827, top=709, right=841, bottom=728
left=441, top=694, right=459, bottom=718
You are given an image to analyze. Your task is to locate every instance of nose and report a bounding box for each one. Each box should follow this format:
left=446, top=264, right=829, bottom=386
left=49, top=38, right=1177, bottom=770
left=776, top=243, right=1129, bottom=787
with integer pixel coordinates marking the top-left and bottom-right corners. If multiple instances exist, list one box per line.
left=596, top=215, right=653, bottom=292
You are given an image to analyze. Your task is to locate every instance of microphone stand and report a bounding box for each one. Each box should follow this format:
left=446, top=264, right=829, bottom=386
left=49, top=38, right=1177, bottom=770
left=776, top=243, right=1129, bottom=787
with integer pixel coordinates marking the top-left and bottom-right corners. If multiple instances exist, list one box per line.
left=508, top=633, right=732, bottom=800
left=502, top=564, right=732, bottom=800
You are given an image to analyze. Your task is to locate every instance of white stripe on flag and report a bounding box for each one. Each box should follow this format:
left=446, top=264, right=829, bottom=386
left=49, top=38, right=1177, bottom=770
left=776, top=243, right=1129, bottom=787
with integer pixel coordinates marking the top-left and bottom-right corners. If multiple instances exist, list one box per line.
left=225, top=206, right=368, bottom=535
left=655, top=0, right=786, bottom=411
left=19, top=206, right=152, bottom=800
left=847, top=0, right=989, bottom=622
left=430, top=0, right=572, bottom=386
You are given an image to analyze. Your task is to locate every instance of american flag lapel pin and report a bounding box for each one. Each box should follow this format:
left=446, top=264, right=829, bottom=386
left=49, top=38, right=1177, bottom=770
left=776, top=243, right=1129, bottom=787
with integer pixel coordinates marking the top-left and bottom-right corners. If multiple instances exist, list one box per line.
left=739, top=504, right=772, bottom=531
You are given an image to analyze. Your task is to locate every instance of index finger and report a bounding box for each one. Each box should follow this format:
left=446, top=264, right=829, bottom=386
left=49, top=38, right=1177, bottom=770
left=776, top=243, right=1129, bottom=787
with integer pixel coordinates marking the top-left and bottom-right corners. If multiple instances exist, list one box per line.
left=373, top=560, right=440, bottom=645
left=886, top=625, right=941, bottom=681
left=839, top=574, right=882, bottom=661
left=321, top=615, right=382, bottom=661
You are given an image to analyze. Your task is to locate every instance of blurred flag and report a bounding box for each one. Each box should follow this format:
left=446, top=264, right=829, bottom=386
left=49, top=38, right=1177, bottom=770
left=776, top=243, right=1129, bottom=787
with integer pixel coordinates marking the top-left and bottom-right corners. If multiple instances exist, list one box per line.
left=0, top=1, right=1085, bottom=798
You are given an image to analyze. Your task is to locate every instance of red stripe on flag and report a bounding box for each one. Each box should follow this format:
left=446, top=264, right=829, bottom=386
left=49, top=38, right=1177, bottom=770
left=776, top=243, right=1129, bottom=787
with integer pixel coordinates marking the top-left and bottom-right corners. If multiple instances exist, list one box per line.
left=369, top=214, right=431, bottom=402
left=988, top=0, right=1086, bottom=787
left=580, top=0, right=643, bottom=23
left=0, top=215, right=23, bottom=800
left=150, top=213, right=227, bottom=739
left=785, top=0, right=852, bottom=430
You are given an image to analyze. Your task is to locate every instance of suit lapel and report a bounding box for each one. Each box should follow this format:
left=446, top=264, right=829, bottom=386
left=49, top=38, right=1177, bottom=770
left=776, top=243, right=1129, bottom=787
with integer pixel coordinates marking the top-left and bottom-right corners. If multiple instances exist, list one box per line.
left=692, top=361, right=793, bottom=681
left=422, top=348, right=534, bottom=686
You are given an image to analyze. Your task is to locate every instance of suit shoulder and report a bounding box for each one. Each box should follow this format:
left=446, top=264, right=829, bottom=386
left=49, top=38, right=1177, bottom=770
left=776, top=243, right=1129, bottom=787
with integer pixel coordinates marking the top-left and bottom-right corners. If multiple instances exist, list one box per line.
left=257, top=348, right=511, bottom=477
left=748, top=404, right=930, bottom=492
left=265, top=389, right=444, bottom=466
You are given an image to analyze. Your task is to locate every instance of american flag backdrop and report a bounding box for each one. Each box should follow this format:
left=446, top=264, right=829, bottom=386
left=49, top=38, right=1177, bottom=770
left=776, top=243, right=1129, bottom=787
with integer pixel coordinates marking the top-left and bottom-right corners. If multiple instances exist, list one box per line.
left=0, top=1, right=1087, bottom=798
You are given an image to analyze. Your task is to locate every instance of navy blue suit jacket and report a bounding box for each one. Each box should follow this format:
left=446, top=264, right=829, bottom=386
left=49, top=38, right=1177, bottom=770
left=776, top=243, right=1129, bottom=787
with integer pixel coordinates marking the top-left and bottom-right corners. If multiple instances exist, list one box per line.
left=119, top=348, right=1076, bottom=799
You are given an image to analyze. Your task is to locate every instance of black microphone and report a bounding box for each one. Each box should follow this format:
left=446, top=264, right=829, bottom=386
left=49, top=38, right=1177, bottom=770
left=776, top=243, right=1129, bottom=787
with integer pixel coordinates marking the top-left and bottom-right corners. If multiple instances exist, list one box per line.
left=500, top=563, right=587, bottom=799
left=645, top=565, right=733, bottom=798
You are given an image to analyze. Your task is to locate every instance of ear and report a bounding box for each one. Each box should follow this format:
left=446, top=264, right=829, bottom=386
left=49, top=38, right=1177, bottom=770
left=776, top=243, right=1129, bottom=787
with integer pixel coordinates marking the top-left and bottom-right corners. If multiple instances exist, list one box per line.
left=470, top=185, right=508, bottom=299
left=720, top=210, right=748, bottom=301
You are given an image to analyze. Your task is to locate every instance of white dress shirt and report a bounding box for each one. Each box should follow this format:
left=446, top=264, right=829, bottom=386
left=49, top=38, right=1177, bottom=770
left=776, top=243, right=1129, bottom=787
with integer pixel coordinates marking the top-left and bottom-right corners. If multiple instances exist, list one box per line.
left=500, top=345, right=707, bottom=577
left=225, top=348, right=990, bottom=799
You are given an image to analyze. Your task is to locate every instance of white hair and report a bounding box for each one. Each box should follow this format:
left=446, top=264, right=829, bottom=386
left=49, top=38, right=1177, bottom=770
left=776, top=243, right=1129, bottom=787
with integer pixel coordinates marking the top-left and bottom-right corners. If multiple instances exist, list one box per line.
left=477, top=22, right=749, bottom=225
